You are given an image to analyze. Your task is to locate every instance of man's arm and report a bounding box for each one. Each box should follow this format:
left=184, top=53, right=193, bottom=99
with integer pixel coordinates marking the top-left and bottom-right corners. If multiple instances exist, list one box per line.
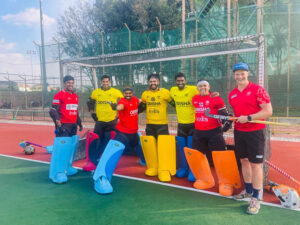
left=87, top=98, right=98, bottom=122
left=76, top=113, right=83, bottom=131
left=49, top=105, right=61, bottom=127
left=237, top=103, right=273, bottom=124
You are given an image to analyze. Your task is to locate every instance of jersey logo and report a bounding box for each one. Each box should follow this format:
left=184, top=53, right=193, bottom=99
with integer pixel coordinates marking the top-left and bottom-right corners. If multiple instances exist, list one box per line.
left=246, top=91, right=252, bottom=96
left=66, top=104, right=78, bottom=110
left=205, top=100, right=210, bottom=105
left=231, top=94, right=237, bottom=99
left=68, top=97, right=71, bottom=100
left=151, top=97, right=155, bottom=101
left=185, top=93, right=188, bottom=96
left=157, top=95, right=160, bottom=99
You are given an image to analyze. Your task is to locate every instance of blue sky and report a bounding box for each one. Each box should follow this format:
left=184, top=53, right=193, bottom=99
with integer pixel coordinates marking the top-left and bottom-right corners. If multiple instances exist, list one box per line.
left=0, top=0, right=93, bottom=83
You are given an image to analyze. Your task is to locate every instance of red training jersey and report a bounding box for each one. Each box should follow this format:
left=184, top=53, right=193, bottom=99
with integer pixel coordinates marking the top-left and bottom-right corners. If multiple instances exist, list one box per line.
left=116, top=96, right=139, bottom=134
left=229, top=81, right=271, bottom=131
left=192, top=94, right=226, bottom=130
left=52, top=90, right=79, bottom=124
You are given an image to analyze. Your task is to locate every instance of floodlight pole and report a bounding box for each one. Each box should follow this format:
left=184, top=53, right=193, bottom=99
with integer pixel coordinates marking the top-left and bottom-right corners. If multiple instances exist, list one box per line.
left=155, top=17, right=162, bottom=73
left=124, top=23, right=132, bottom=85
left=19, top=75, right=28, bottom=108
left=52, top=37, right=64, bottom=89
left=33, top=41, right=44, bottom=108
left=39, top=0, right=47, bottom=108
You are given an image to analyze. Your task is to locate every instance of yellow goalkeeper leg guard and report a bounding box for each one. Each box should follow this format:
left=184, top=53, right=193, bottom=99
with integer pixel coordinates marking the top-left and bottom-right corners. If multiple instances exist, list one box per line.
left=184, top=147, right=215, bottom=189
left=212, top=150, right=241, bottom=196
left=157, top=135, right=176, bottom=182
left=140, top=136, right=158, bottom=177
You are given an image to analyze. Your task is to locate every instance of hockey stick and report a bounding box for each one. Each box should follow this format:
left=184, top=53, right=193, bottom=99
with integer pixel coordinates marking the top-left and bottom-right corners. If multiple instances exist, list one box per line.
left=19, top=140, right=53, bottom=154
left=204, top=108, right=291, bottom=126
left=265, top=160, right=300, bottom=195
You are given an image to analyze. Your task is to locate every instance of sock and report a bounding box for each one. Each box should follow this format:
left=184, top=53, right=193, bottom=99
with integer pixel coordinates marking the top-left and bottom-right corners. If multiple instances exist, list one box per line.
left=253, top=188, right=260, bottom=199
left=245, top=182, right=253, bottom=194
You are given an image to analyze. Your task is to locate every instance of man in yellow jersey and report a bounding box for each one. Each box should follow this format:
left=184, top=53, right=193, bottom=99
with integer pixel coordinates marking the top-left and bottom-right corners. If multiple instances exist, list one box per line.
left=170, top=73, right=198, bottom=179
left=87, top=75, right=123, bottom=140
left=170, top=73, right=198, bottom=138
left=140, top=72, right=173, bottom=139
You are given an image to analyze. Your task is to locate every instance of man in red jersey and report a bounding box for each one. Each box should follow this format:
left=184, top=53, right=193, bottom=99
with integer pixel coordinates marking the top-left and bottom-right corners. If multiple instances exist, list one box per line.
left=191, top=79, right=231, bottom=159
left=48, top=75, right=83, bottom=183
left=50, top=75, right=82, bottom=137
left=92, top=86, right=145, bottom=194
left=229, top=62, right=272, bottom=215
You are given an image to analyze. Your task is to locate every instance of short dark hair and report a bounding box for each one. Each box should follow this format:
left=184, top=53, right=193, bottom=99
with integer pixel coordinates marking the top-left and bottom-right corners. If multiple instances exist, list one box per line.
left=63, top=75, right=74, bottom=83
left=100, top=75, right=110, bottom=81
left=123, top=86, right=133, bottom=92
left=175, top=72, right=186, bottom=81
left=147, top=72, right=160, bottom=81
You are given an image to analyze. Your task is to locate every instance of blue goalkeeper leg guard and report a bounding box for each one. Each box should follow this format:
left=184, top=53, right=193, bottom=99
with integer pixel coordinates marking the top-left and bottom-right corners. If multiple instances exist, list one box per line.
left=136, top=132, right=146, bottom=166
left=93, top=140, right=125, bottom=194
left=66, top=135, right=79, bottom=176
left=175, top=136, right=189, bottom=178
left=186, top=136, right=196, bottom=182
left=49, top=137, right=73, bottom=184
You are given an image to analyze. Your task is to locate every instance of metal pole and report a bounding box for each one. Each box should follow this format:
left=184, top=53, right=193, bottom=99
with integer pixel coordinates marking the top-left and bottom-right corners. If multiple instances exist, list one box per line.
left=96, top=29, right=105, bottom=74
left=227, top=0, right=231, bottom=93
left=194, top=10, right=198, bottom=82
left=287, top=1, right=291, bottom=117
left=19, top=75, right=28, bottom=108
left=39, top=0, right=47, bottom=108
left=53, top=38, right=63, bottom=89
left=92, top=67, right=98, bottom=89
left=124, top=23, right=132, bottom=85
left=155, top=17, right=162, bottom=73
left=182, top=0, right=186, bottom=72
left=33, top=41, right=44, bottom=107
left=4, top=73, right=13, bottom=108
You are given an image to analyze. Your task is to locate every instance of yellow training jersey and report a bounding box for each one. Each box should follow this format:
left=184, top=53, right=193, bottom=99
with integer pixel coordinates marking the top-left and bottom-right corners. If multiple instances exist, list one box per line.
left=141, top=88, right=172, bottom=124
left=90, top=87, right=123, bottom=122
left=170, top=85, right=198, bottom=124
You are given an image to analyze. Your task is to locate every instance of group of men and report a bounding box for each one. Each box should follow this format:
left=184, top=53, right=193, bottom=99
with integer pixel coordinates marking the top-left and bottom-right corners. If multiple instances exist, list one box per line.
left=49, top=62, right=272, bottom=215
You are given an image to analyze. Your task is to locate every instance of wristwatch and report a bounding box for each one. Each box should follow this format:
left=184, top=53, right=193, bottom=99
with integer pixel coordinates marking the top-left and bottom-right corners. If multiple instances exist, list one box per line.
left=247, top=115, right=252, bottom=121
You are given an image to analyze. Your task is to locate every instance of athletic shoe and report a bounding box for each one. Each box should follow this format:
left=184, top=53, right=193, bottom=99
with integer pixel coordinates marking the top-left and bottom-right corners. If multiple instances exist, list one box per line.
left=233, top=190, right=253, bottom=200
left=247, top=198, right=261, bottom=215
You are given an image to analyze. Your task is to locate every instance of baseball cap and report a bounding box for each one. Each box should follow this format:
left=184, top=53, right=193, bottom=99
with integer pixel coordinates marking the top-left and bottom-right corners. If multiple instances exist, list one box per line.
left=233, top=62, right=249, bottom=72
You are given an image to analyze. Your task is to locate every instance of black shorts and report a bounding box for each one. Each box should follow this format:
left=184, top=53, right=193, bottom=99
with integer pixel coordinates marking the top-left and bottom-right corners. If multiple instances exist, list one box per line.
left=145, top=124, right=169, bottom=139
left=234, top=129, right=265, bottom=163
left=177, top=123, right=194, bottom=138
left=94, top=119, right=117, bottom=140
left=192, top=127, right=226, bottom=154
left=56, top=123, right=77, bottom=137
left=114, top=131, right=140, bottom=155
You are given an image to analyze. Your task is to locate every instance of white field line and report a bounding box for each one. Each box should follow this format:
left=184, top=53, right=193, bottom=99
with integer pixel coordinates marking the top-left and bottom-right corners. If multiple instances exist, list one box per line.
left=1, top=120, right=300, bottom=142
left=0, top=153, right=299, bottom=212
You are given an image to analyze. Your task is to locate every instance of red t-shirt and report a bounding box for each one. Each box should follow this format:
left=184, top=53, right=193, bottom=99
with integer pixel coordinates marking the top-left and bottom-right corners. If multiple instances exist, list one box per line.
left=229, top=81, right=271, bottom=131
left=192, top=94, right=225, bottom=130
left=52, top=90, right=79, bottom=123
left=116, top=96, right=139, bottom=134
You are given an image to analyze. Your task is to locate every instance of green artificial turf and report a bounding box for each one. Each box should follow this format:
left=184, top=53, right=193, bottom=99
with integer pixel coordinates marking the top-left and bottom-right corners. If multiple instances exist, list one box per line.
left=0, top=156, right=299, bottom=225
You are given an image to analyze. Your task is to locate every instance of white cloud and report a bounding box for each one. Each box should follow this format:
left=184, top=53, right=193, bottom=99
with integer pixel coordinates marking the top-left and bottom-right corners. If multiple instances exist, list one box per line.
left=0, top=38, right=16, bottom=52
left=0, top=53, right=40, bottom=78
left=2, top=8, right=56, bottom=28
